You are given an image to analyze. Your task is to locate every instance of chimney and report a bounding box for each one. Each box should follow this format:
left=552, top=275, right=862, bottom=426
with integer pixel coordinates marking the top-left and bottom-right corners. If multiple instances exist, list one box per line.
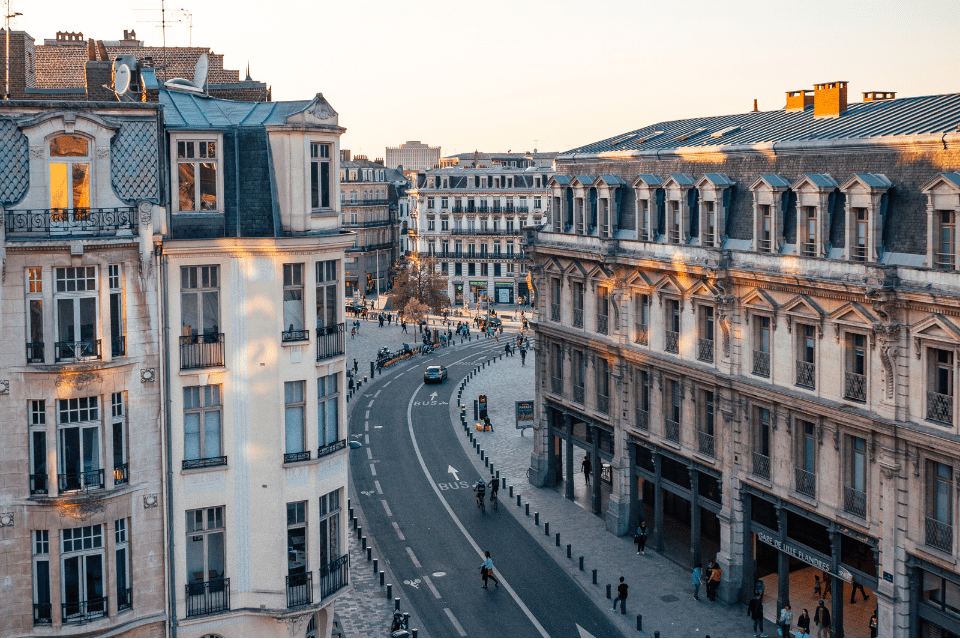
left=862, top=91, right=896, bottom=102
left=752, top=99, right=758, bottom=112
left=785, top=89, right=814, bottom=112
left=813, top=81, right=848, bottom=118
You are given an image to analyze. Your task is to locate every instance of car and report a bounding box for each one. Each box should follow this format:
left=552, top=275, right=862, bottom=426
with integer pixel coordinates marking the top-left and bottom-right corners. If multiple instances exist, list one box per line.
left=423, top=365, right=448, bottom=383
left=484, top=316, right=502, bottom=327
left=345, top=301, right=367, bottom=313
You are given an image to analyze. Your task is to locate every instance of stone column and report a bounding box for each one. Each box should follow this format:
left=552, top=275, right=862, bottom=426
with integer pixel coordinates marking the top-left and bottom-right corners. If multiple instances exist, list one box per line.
left=741, top=492, right=755, bottom=601
left=50, top=529, right=63, bottom=628
left=544, top=408, right=557, bottom=488
left=628, top=444, right=640, bottom=532
left=777, top=504, right=790, bottom=612
left=591, top=425, right=601, bottom=515
left=690, top=467, right=701, bottom=567
left=831, top=528, right=845, bottom=638
left=105, top=519, right=117, bottom=618
left=653, top=452, right=664, bottom=552
left=564, top=414, right=574, bottom=500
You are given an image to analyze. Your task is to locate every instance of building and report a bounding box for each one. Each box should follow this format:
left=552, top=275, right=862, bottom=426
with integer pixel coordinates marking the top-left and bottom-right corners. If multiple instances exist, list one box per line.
left=340, top=155, right=398, bottom=297
left=439, top=150, right=558, bottom=170
left=155, top=69, right=353, bottom=636
left=0, top=98, right=167, bottom=635
left=384, top=140, right=440, bottom=172
left=409, top=165, right=552, bottom=307
left=526, top=83, right=960, bottom=638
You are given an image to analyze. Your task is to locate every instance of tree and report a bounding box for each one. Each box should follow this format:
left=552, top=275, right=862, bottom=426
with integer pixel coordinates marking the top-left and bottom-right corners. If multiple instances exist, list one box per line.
left=392, top=255, right=449, bottom=313
left=403, top=299, right=428, bottom=325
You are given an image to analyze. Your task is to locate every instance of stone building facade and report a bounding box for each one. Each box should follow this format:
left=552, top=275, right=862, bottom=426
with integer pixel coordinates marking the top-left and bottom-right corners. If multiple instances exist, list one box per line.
left=526, top=83, right=960, bottom=637
left=409, top=165, right=552, bottom=308
left=385, top=140, right=440, bottom=172
left=340, top=157, right=397, bottom=297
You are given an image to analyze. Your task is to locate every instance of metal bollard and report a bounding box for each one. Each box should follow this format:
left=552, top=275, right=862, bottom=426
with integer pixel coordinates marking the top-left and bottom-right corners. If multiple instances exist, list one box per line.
left=509, top=485, right=514, bottom=498
left=484, top=458, right=489, bottom=468
left=373, top=558, right=378, bottom=574
left=637, top=615, right=642, bottom=631
left=534, top=512, right=539, bottom=525
left=606, top=584, right=611, bottom=598
left=557, top=533, right=561, bottom=547
left=412, top=630, right=418, bottom=638
left=580, top=556, right=584, bottom=571
left=395, top=598, right=400, bottom=611
left=366, top=547, right=371, bottom=561
left=404, top=613, right=410, bottom=628
left=349, top=507, right=354, bottom=519
left=593, top=569, right=598, bottom=584
left=490, top=464, right=494, bottom=475
left=567, top=544, right=571, bottom=557
left=387, top=584, right=392, bottom=600
left=380, top=571, right=385, bottom=586
left=545, top=522, right=549, bottom=536
left=655, top=632, right=660, bottom=637
left=524, top=502, right=528, bottom=515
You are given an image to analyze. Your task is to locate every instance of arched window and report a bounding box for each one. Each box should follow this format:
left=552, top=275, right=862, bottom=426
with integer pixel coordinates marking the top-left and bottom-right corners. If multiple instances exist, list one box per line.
left=49, top=135, right=91, bottom=211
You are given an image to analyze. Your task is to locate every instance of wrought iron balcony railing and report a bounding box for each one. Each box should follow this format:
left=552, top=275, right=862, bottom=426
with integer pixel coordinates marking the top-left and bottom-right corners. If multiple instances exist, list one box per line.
left=573, top=308, right=584, bottom=329
left=58, top=468, right=104, bottom=493
left=26, top=341, right=44, bottom=363
left=180, top=333, right=225, bottom=370
left=573, top=384, right=585, bottom=405
left=111, top=334, right=126, bottom=357
left=33, top=602, right=52, bottom=626
left=752, top=452, right=771, bottom=480
left=665, top=419, right=680, bottom=443
left=636, top=408, right=649, bottom=432
left=62, top=597, right=106, bottom=624
left=551, top=304, right=560, bottom=322
left=6, top=207, right=136, bottom=238
left=55, top=339, right=102, bottom=363
left=843, top=486, right=866, bottom=518
left=551, top=376, right=563, bottom=395
left=665, top=330, right=679, bottom=354
left=450, top=228, right=522, bottom=236
left=284, top=451, right=311, bottom=464
left=635, top=324, right=648, bottom=345
left=340, top=218, right=395, bottom=228
left=698, top=430, right=714, bottom=457
left=925, top=517, right=953, bottom=554
left=282, top=329, right=309, bottom=342
left=347, top=242, right=394, bottom=253
left=318, top=439, right=347, bottom=459
left=182, top=456, right=227, bottom=471
left=317, top=323, right=345, bottom=361
left=343, top=198, right=390, bottom=207
left=697, top=338, right=714, bottom=363
left=597, top=314, right=609, bottom=335
left=927, top=391, right=954, bottom=425
left=844, top=372, right=866, bottom=402
left=795, top=467, right=816, bottom=497
left=118, top=587, right=132, bottom=611
left=597, top=394, right=610, bottom=415
left=286, top=572, right=313, bottom=608
left=185, top=578, right=230, bottom=617
left=113, top=462, right=129, bottom=486
left=319, top=554, right=350, bottom=600
left=752, top=350, right=770, bottom=377
left=30, top=473, right=48, bottom=495
left=796, top=360, right=816, bottom=389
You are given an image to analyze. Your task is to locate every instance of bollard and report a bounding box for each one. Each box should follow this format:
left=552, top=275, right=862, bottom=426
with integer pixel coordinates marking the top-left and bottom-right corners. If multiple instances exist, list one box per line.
left=352, top=517, right=357, bottom=530
left=361, top=536, right=367, bottom=550
left=387, top=584, right=392, bottom=600
left=496, top=470, right=501, bottom=480
left=655, top=632, right=660, bottom=638
left=524, top=502, right=529, bottom=515
left=501, top=477, right=506, bottom=489
left=637, top=615, right=642, bottom=631
left=404, top=613, right=410, bottom=628
left=349, top=507, right=354, bottom=519
left=348, top=499, right=351, bottom=509
left=580, top=556, right=584, bottom=571
left=366, top=547, right=371, bottom=561
left=567, top=544, right=571, bottom=557
left=370, top=361, right=374, bottom=378
left=484, top=458, right=489, bottom=468
left=593, top=569, right=598, bottom=584
left=380, top=571, right=385, bottom=586
left=373, top=558, right=378, bottom=574
left=509, top=486, right=514, bottom=498
left=395, top=598, right=400, bottom=611
left=545, top=522, right=549, bottom=536
left=557, top=533, right=561, bottom=547
left=490, top=464, right=494, bottom=475
left=534, top=512, right=539, bottom=525
left=606, top=584, right=611, bottom=599
left=413, top=630, right=418, bottom=638
left=621, top=602, right=626, bottom=615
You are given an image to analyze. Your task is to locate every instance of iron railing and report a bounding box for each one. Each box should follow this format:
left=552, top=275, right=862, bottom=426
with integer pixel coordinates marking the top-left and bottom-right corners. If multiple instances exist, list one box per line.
left=697, top=338, right=714, bottom=363
left=752, top=452, right=771, bottom=480
left=796, top=360, right=816, bottom=389
left=62, top=597, right=106, bottom=624
left=551, top=376, right=563, bottom=394
left=757, top=239, right=773, bottom=253
left=843, top=486, right=866, bottom=518
left=180, top=333, right=225, bottom=369
left=573, top=384, right=585, bottom=405
left=185, top=578, right=230, bottom=617
left=597, top=314, right=609, bottom=335
left=935, top=252, right=956, bottom=271
left=340, top=218, right=395, bottom=228
left=795, top=467, right=816, bottom=497
left=58, top=468, right=104, bottom=493
left=852, top=245, right=868, bottom=262
left=347, top=242, right=394, bottom=253
left=343, top=198, right=390, bottom=207
left=319, top=554, right=350, bottom=600
left=182, top=456, right=227, bottom=471
left=111, top=334, right=126, bottom=357
left=55, top=339, right=102, bottom=363
left=26, top=341, right=44, bottom=363
left=597, top=394, right=610, bottom=415
left=284, top=451, right=311, bottom=464
left=450, top=229, right=522, bottom=236
left=927, top=391, right=954, bottom=425
left=118, top=587, right=132, bottom=611
left=318, top=439, right=346, bottom=459
left=925, top=517, right=954, bottom=554
left=801, top=242, right=818, bottom=258
left=665, top=419, right=680, bottom=443
left=286, top=572, right=313, bottom=608
left=635, top=324, right=648, bottom=345
left=636, top=408, right=649, bottom=432
left=282, top=329, right=309, bottom=342
left=844, top=372, right=867, bottom=402
left=752, top=350, right=770, bottom=377
left=6, top=207, right=136, bottom=238
left=30, top=473, right=48, bottom=495
left=698, top=430, right=715, bottom=457
left=573, top=308, right=583, bottom=328
left=113, top=463, right=129, bottom=486
left=33, top=602, right=52, bottom=625
left=665, top=331, right=679, bottom=354
left=317, top=323, right=345, bottom=361
left=551, top=304, right=560, bottom=322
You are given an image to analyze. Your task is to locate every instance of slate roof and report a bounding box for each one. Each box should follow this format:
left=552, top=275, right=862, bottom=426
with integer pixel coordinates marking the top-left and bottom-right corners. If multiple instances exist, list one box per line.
left=564, top=92, right=960, bottom=156
left=159, top=89, right=315, bottom=128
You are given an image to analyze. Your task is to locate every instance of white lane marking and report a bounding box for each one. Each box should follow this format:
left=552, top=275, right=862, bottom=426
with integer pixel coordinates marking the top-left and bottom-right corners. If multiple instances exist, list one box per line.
left=394, top=373, right=404, bottom=379
left=366, top=447, right=373, bottom=460
left=374, top=480, right=383, bottom=494
left=382, top=499, right=392, bottom=517
left=370, top=463, right=377, bottom=476
left=365, top=424, right=369, bottom=432
left=407, top=383, right=550, bottom=638
left=364, top=434, right=369, bottom=444
left=392, top=521, right=405, bottom=540
left=374, top=389, right=382, bottom=397
left=367, top=400, right=375, bottom=408
left=406, top=547, right=421, bottom=568
left=383, top=380, right=392, bottom=387
left=422, top=573, right=442, bottom=599
left=577, top=623, right=595, bottom=638
left=365, top=410, right=370, bottom=419
left=444, top=608, right=467, bottom=637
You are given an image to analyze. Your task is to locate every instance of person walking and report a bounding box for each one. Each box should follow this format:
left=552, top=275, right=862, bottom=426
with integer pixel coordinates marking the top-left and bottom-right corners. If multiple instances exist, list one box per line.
left=778, top=604, right=793, bottom=638
left=581, top=454, right=592, bottom=485
left=707, top=561, right=722, bottom=601
left=849, top=579, right=869, bottom=604
left=353, top=358, right=359, bottom=374
left=747, top=592, right=766, bottom=637
left=401, top=320, right=407, bottom=333
left=635, top=521, right=649, bottom=554
left=350, top=327, right=356, bottom=339
left=520, top=347, right=527, bottom=366
left=480, top=551, right=499, bottom=588
left=610, top=576, right=628, bottom=613
left=796, top=609, right=811, bottom=638
left=691, top=564, right=703, bottom=601
left=813, top=600, right=831, bottom=638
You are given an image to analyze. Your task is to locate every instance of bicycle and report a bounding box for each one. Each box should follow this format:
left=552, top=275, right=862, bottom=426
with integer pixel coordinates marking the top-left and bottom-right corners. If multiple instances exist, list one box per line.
left=476, top=494, right=485, bottom=514
left=490, top=492, right=499, bottom=511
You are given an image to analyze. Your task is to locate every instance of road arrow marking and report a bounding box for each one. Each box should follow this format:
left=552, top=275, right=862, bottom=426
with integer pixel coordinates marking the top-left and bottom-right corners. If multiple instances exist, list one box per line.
left=448, top=465, right=459, bottom=481
left=429, top=391, right=438, bottom=401
left=576, top=624, right=594, bottom=638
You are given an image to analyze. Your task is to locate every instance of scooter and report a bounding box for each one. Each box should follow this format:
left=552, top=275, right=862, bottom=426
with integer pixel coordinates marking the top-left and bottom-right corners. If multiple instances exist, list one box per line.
left=390, top=611, right=410, bottom=637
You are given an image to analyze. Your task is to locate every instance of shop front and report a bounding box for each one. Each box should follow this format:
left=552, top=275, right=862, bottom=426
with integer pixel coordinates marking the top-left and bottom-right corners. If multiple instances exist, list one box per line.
left=910, top=557, right=960, bottom=637
left=452, top=281, right=464, bottom=306
left=469, top=280, right=488, bottom=306
left=544, top=403, right=614, bottom=517
left=494, top=281, right=514, bottom=305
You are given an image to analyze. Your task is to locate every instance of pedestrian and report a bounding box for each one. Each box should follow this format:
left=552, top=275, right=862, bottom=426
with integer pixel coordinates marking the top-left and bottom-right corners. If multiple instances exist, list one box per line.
left=691, top=564, right=703, bottom=601
left=483, top=415, right=493, bottom=432
left=707, top=561, right=722, bottom=601
left=353, top=358, right=358, bottom=373
left=869, top=610, right=878, bottom=638
left=581, top=454, right=592, bottom=485
left=812, top=575, right=821, bottom=597
left=778, top=604, right=792, bottom=638
left=350, top=327, right=356, bottom=339
left=747, top=592, right=766, bottom=637
left=849, top=579, right=869, bottom=604
left=402, top=321, right=407, bottom=333
left=348, top=376, right=355, bottom=391
left=813, top=600, right=831, bottom=638
left=821, top=572, right=832, bottom=596
left=755, top=578, right=765, bottom=601
left=610, top=576, right=628, bottom=613
left=635, top=521, right=648, bottom=554
left=480, top=551, right=499, bottom=588
left=796, top=609, right=811, bottom=638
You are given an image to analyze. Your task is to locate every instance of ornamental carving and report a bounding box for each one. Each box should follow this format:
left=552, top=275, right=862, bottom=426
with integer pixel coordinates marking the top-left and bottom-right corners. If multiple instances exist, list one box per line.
left=138, top=200, right=152, bottom=224
left=96, top=147, right=110, bottom=159
left=58, top=493, right=106, bottom=521
left=715, top=294, right=736, bottom=360
left=874, top=322, right=902, bottom=400
left=30, top=146, right=43, bottom=159
left=55, top=371, right=102, bottom=390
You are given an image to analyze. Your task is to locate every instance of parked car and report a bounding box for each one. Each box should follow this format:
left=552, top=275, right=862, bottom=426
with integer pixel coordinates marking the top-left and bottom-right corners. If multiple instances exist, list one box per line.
left=485, top=316, right=502, bottom=328
left=423, top=365, right=448, bottom=384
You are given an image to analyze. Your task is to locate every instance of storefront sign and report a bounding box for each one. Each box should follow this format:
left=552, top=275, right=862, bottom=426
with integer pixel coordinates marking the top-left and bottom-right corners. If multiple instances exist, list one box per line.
left=516, top=400, right=534, bottom=430
left=756, top=531, right=846, bottom=579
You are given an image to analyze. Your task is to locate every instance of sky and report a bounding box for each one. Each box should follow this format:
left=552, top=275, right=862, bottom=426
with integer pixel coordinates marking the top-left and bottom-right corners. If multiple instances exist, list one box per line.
left=14, top=0, right=960, bottom=157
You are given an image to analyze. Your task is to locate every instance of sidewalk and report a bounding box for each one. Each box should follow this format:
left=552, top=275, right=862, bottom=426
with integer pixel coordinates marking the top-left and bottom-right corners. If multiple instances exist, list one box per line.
left=448, top=349, right=762, bottom=638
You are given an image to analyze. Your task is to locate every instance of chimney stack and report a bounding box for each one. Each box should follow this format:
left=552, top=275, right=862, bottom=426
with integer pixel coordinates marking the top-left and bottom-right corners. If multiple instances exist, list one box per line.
left=813, top=81, right=848, bottom=118
left=862, top=91, right=895, bottom=102
left=752, top=99, right=758, bottom=112
left=785, top=90, right=814, bottom=112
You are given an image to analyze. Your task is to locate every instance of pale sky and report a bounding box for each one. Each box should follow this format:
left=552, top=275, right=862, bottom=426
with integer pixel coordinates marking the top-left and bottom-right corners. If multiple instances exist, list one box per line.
left=14, top=0, right=960, bottom=157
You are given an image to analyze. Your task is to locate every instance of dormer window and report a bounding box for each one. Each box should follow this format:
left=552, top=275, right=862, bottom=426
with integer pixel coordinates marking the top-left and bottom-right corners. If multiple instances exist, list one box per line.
left=704, top=202, right=715, bottom=245
left=669, top=201, right=681, bottom=243
left=852, top=208, right=868, bottom=261
left=750, top=175, right=791, bottom=254
left=922, top=173, right=960, bottom=270
left=801, top=206, right=818, bottom=257
left=791, top=174, right=838, bottom=258
left=49, top=135, right=91, bottom=211
left=937, top=210, right=955, bottom=270
left=759, top=205, right=773, bottom=253
left=176, top=139, right=218, bottom=212
left=310, top=143, right=331, bottom=210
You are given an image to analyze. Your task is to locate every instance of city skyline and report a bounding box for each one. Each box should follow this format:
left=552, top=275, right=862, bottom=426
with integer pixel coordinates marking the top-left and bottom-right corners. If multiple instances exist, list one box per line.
left=14, top=0, right=959, bottom=157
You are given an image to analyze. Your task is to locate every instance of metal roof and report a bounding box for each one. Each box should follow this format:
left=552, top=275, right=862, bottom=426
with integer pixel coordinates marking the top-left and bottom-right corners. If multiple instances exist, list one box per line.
left=853, top=173, right=893, bottom=188
left=159, top=89, right=314, bottom=128
left=563, top=92, right=960, bottom=156
left=800, top=173, right=840, bottom=189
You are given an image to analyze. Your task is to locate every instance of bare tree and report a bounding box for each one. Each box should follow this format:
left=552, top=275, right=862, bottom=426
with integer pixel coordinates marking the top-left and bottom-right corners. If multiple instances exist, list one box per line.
left=392, top=255, right=449, bottom=313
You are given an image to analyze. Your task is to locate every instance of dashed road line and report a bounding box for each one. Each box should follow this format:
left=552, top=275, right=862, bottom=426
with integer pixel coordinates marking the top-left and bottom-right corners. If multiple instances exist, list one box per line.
left=364, top=434, right=369, bottom=444
left=365, top=410, right=370, bottom=419
left=406, top=547, right=421, bottom=568
left=374, top=480, right=383, bottom=494
left=374, top=389, right=382, bottom=397
left=383, top=380, right=392, bottom=387
left=381, top=500, right=392, bottom=517
left=370, top=463, right=377, bottom=476
left=367, top=400, right=375, bottom=408
left=444, top=608, right=467, bottom=637
left=366, top=447, right=373, bottom=460
left=422, top=573, right=441, bottom=599
left=392, top=521, right=405, bottom=540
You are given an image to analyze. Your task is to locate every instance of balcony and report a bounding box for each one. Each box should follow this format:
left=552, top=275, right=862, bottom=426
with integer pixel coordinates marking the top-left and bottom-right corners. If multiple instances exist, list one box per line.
left=451, top=206, right=465, bottom=213
left=62, top=597, right=106, bottom=624
left=697, top=430, right=714, bottom=457
left=118, top=587, right=132, bottom=611
left=185, top=578, right=230, bottom=618
left=317, top=323, right=345, bottom=361
left=635, top=324, right=648, bottom=345
left=30, top=473, right=48, bottom=495
left=573, top=308, right=583, bottom=329
left=752, top=452, right=771, bottom=480
left=347, top=242, right=394, bottom=253
left=55, top=339, right=102, bottom=363
left=343, top=198, right=390, bottom=207
left=665, top=419, right=680, bottom=443
left=551, top=376, right=563, bottom=395
left=844, top=372, right=866, bottom=402
left=843, top=486, right=866, bottom=518
left=551, top=304, right=560, bottom=322
left=180, top=333, right=225, bottom=370
left=182, top=456, right=227, bottom=471
left=5, top=207, right=136, bottom=239
left=111, top=334, right=126, bottom=357
left=450, top=228, right=521, bottom=236
left=573, top=384, right=585, bottom=405
left=795, top=467, right=816, bottom=497
left=597, top=394, right=610, bottom=415
left=286, top=572, right=313, bottom=608
left=282, top=329, right=310, bottom=343
left=341, top=218, right=395, bottom=228
left=636, top=408, right=648, bottom=432
left=597, top=314, right=609, bottom=335
left=697, top=338, right=714, bottom=363
left=752, top=350, right=770, bottom=377
left=665, top=330, right=679, bottom=354
left=58, top=468, right=104, bottom=493
left=925, top=517, right=953, bottom=554
left=319, top=554, right=350, bottom=600
left=801, top=242, right=818, bottom=258
left=318, top=439, right=346, bottom=459
left=33, top=602, right=52, bottom=626
left=852, top=245, right=868, bottom=262
left=113, top=463, right=129, bottom=486
left=284, top=451, right=312, bottom=464
left=796, top=360, right=816, bottom=389
left=26, top=341, right=44, bottom=363
left=927, top=391, right=954, bottom=425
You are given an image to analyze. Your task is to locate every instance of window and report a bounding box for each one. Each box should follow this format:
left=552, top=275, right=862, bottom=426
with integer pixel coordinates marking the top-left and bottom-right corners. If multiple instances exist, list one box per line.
left=441, top=197, right=448, bottom=209
left=481, top=263, right=488, bottom=276
left=49, top=135, right=90, bottom=211
left=596, top=358, right=610, bottom=414
left=844, top=333, right=867, bottom=402
left=441, top=219, right=449, bottom=231
left=795, top=419, right=817, bottom=497
left=310, top=143, right=331, bottom=209
left=318, top=489, right=341, bottom=567
left=704, top=201, right=716, bottom=246
left=927, top=348, right=954, bottom=425
left=33, top=530, right=52, bottom=625
left=287, top=502, right=308, bottom=575
left=427, top=219, right=435, bottom=231
left=186, top=507, right=225, bottom=586
left=26, top=268, right=44, bottom=363
left=108, top=265, right=125, bottom=357
left=176, top=139, right=218, bottom=212
left=669, top=201, right=681, bottom=243
left=454, top=263, right=462, bottom=276
left=801, top=206, right=817, bottom=257
left=844, top=436, right=867, bottom=517
left=936, top=210, right=955, bottom=270
left=468, top=263, right=475, bottom=276
left=534, top=197, right=542, bottom=209
left=752, top=316, right=771, bottom=377
left=573, top=282, right=584, bottom=328
left=442, top=262, right=449, bottom=275
left=573, top=350, right=586, bottom=404
left=852, top=208, right=868, bottom=261
left=111, top=392, right=128, bottom=486
left=61, top=525, right=105, bottom=622
left=428, top=241, right=436, bottom=255
left=183, top=385, right=223, bottom=468
left=282, top=264, right=305, bottom=340
left=428, top=197, right=435, bottom=210
left=493, top=263, right=501, bottom=277
left=926, top=461, right=954, bottom=553
left=758, top=205, right=773, bottom=253
left=596, top=287, right=609, bottom=335
left=318, top=374, right=340, bottom=449
left=753, top=407, right=771, bottom=479
left=316, top=260, right=338, bottom=329
left=507, top=241, right=514, bottom=255
left=551, top=343, right=563, bottom=393
left=284, top=381, right=306, bottom=460
left=664, top=378, right=680, bottom=442
left=698, top=389, right=715, bottom=457
left=665, top=299, right=680, bottom=354
left=550, top=278, right=561, bottom=322
left=57, top=397, right=103, bottom=493
left=796, top=324, right=816, bottom=389
left=635, top=294, right=649, bottom=344
left=635, top=370, right=649, bottom=431
left=55, top=266, right=99, bottom=362
left=181, top=266, right=220, bottom=337
left=639, top=199, right=650, bottom=240
left=698, top=306, right=714, bottom=363
left=29, top=401, right=47, bottom=495
left=115, top=519, right=131, bottom=610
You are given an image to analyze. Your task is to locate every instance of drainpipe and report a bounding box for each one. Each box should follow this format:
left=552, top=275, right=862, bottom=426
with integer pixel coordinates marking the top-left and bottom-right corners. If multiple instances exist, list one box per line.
left=160, top=246, right=178, bottom=636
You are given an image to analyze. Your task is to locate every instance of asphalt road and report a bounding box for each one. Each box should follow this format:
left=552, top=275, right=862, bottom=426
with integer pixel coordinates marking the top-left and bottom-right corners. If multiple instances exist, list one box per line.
left=349, top=338, right=622, bottom=638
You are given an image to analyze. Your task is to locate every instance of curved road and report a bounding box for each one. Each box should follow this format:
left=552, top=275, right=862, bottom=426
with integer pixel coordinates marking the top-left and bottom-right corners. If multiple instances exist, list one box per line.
left=348, top=337, right=622, bottom=638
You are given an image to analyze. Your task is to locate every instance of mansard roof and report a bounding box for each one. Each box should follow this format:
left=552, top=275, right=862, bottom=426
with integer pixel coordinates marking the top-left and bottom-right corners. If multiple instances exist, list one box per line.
left=159, top=89, right=341, bottom=129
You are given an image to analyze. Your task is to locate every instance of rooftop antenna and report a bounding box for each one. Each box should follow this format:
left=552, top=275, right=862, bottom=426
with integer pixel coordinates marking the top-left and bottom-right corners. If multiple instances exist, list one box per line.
left=4, top=0, right=22, bottom=99
left=136, top=1, right=189, bottom=81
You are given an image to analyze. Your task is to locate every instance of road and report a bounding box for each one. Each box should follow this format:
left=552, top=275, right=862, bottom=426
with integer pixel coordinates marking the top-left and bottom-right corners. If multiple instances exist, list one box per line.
left=349, top=337, right=622, bottom=638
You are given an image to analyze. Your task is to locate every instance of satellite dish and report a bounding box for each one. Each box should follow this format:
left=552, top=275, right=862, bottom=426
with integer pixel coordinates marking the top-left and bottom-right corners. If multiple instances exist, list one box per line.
left=114, top=64, right=131, bottom=96
left=193, top=53, right=209, bottom=90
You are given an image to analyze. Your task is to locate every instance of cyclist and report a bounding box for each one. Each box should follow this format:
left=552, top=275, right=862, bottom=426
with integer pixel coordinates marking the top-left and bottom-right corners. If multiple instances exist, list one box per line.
left=488, top=477, right=499, bottom=509
left=474, top=479, right=486, bottom=511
